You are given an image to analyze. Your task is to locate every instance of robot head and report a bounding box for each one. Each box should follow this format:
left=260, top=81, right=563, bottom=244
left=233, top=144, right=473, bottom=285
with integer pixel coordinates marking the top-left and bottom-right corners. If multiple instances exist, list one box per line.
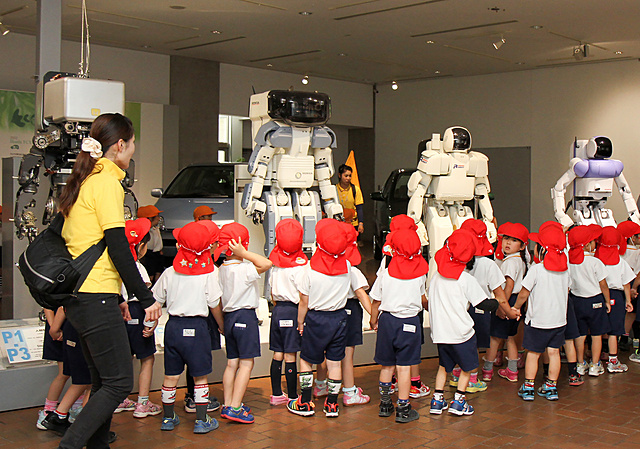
left=442, top=127, right=471, bottom=152
left=585, top=136, right=612, bottom=159
left=261, top=90, right=331, bottom=127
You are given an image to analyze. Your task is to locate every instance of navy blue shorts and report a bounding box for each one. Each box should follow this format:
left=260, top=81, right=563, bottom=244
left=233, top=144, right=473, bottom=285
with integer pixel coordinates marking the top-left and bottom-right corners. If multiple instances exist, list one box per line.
left=269, top=301, right=301, bottom=353
left=374, top=312, right=422, bottom=367
left=469, top=306, right=491, bottom=349
left=437, top=335, right=479, bottom=373
left=125, top=302, right=156, bottom=360
left=631, top=295, right=638, bottom=314
left=608, top=289, right=626, bottom=336
left=490, top=293, right=521, bottom=339
left=224, top=309, right=261, bottom=360
left=43, top=321, right=64, bottom=362
left=301, top=309, right=347, bottom=364
left=523, top=324, right=566, bottom=353
left=164, top=316, right=212, bottom=377
left=565, top=294, right=580, bottom=340
left=206, top=311, right=222, bottom=351
left=62, top=321, right=91, bottom=385
left=345, top=298, right=364, bottom=347
left=572, top=293, right=610, bottom=336
left=419, top=309, right=425, bottom=345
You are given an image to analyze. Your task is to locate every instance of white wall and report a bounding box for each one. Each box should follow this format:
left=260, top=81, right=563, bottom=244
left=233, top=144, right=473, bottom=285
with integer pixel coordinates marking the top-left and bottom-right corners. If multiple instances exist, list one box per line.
left=376, top=60, right=640, bottom=230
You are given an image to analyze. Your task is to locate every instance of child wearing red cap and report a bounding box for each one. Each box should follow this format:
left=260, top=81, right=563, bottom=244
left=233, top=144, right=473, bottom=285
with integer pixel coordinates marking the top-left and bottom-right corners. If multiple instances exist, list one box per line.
left=267, top=219, right=308, bottom=406
left=369, top=228, right=428, bottom=423
left=137, top=205, right=164, bottom=283
left=287, top=219, right=355, bottom=418
left=215, top=222, right=272, bottom=423
left=617, top=221, right=640, bottom=357
left=514, top=225, right=570, bottom=401
left=152, top=221, right=224, bottom=434
left=428, top=229, right=498, bottom=416
left=485, top=222, right=529, bottom=383
left=596, top=226, right=635, bottom=373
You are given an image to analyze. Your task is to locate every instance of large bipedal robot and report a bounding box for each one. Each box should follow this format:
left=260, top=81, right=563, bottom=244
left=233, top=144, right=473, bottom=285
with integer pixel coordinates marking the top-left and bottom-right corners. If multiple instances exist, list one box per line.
left=552, top=136, right=640, bottom=227
left=407, top=126, right=496, bottom=260
left=242, top=90, right=343, bottom=257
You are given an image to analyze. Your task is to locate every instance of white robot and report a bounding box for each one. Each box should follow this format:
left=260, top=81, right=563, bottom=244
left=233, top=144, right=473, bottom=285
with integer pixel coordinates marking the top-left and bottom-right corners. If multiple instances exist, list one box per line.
left=242, top=90, right=343, bottom=256
left=407, top=126, right=496, bottom=260
left=552, top=136, right=640, bottom=227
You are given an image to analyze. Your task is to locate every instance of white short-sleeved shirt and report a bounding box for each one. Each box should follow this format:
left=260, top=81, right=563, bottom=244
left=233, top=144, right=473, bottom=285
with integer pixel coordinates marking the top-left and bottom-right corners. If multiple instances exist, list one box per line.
left=121, top=261, right=151, bottom=302
left=428, top=272, right=487, bottom=344
left=270, top=265, right=307, bottom=304
left=218, top=260, right=261, bottom=312
left=369, top=271, right=425, bottom=319
left=501, top=253, right=527, bottom=295
left=297, top=263, right=352, bottom=311
left=467, top=257, right=505, bottom=298
left=603, top=259, right=636, bottom=290
left=521, top=263, right=570, bottom=329
left=569, top=254, right=607, bottom=297
left=152, top=267, right=222, bottom=317
left=622, top=246, right=640, bottom=275
left=148, top=226, right=163, bottom=252
left=348, top=266, right=369, bottom=298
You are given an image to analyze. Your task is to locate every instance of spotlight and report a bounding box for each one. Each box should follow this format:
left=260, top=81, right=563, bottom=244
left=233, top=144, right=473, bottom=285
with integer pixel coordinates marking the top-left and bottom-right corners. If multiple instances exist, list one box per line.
left=492, top=36, right=505, bottom=50
left=301, top=75, right=309, bottom=85
left=391, top=81, right=398, bottom=90
left=0, top=21, right=9, bottom=36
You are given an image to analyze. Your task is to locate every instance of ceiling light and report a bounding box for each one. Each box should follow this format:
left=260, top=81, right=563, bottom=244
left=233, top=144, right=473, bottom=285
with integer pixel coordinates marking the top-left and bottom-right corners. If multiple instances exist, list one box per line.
left=426, top=40, right=435, bottom=44
left=299, top=11, right=312, bottom=16
left=615, top=51, right=623, bottom=55
left=211, top=30, right=221, bottom=34
left=434, top=70, right=440, bottom=74
left=530, top=25, right=543, bottom=30
left=338, top=53, right=347, bottom=57
left=516, top=62, right=525, bottom=65
left=0, top=21, right=9, bottom=36
left=391, top=81, right=398, bottom=90
left=266, top=63, right=273, bottom=67
left=301, top=75, right=309, bottom=85
left=493, top=36, right=506, bottom=50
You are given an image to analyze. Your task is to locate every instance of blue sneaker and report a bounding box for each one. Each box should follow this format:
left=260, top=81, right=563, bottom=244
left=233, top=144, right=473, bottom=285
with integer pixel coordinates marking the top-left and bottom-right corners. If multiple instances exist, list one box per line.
left=537, top=385, right=559, bottom=401
left=225, top=406, right=254, bottom=424
left=220, top=404, right=250, bottom=419
left=429, top=397, right=449, bottom=415
left=185, top=396, right=221, bottom=413
left=161, top=413, right=180, bottom=431
left=193, top=415, right=219, bottom=434
left=448, top=399, right=474, bottom=416
left=518, top=384, right=535, bottom=401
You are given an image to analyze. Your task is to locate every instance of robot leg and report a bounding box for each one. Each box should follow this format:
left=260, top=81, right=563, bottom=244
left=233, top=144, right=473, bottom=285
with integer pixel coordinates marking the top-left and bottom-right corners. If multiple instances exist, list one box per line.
left=425, top=202, right=455, bottom=260
left=448, top=202, right=474, bottom=230
left=291, top=189, right=322, bottom=253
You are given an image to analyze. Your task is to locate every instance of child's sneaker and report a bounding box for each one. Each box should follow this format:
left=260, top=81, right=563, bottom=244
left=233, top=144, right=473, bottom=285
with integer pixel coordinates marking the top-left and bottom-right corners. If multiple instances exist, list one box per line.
left=390, top=379, right=398, bottom=394
left=482, top=368, right=493, bottom=382
left=323, top=399, right=339, bottom=418
left=36, top=410, right=47, bottom=430
left=185, top=396, right=221, bottom=413
left=606, top=360, right=628, bottom=373
left=270, top=394, right=289, bottom=406
left=193, top=415, right=219, bottom=434
left=68, top=405, right=82, bottom=423
left=313, top=383, right=328, bottom=398
left=568, top=374, right=584, bottom=386
left=379, top=400, right=394, bottom=417
left=494, top=350, right=504, bottom=367
left=226, top=406, right=255, bottom=424
left=497, top=367, right=518, bottom=382
left=114, top=398, right=136, bottom=413
left=343, top=387, right=370, bottom=406
left=286, top=398, right=315, bottom=417
left=629, top=351, right=640, bottom=363
left=133, top=401, right=162, bottom=418
left=576, top=360, right=589, bottom=375
left=429, top=397, right=448, bottom=415
left=466, top=379, right=488, bottom=393
left=448, top=399, right=474, bottom=416
left=221, top=403, right=251, bottom=418
left=449, top=375, right=459, bottom=387
left=41, top=412, right=71, bottom=436
left=160, top=413, right=180, bottom=431
left=588, top=361, right=605, bottom=376
left=517, top=383, right=535, bottom=401
left=537, top=385, right=559, bottom=401
left=395, top=403, right=419, bottom=423
left=409, top=382, right=430, bottom=398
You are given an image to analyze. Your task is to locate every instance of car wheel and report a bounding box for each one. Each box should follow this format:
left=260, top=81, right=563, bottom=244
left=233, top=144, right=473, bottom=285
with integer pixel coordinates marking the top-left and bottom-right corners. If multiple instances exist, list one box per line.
left=373, top=233, right=382, bottom=260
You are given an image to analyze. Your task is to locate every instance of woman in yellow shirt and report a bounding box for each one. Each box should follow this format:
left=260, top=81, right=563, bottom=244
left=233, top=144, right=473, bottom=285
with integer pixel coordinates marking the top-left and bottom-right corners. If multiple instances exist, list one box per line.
left=56, top=113, right=161, bottom=449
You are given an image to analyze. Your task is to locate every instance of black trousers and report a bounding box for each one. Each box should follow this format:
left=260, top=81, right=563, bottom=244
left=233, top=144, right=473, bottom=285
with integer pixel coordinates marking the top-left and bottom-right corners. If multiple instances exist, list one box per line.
left=58, top=293, right=133, bottom=449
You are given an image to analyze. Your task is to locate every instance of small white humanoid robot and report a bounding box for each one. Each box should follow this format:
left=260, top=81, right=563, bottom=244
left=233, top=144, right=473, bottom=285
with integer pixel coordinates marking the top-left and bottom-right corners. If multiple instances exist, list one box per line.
left=242, top=90, right=343, bottom=256
left=552, top=136, right=640, bottom=227
left=407, top=126, right=496, bottom=260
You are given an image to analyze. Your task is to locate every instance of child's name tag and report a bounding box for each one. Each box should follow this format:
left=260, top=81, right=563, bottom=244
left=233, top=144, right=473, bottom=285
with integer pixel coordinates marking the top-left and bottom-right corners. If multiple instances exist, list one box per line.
left=66, top=340, right=76, bottom=347
left=346, top=309, right=352, bottom=315
left=610, top=299, right=615, bottom=306
left=474, top=308, right=485, bottom=314
left=235, top=323, right=247, bottom=328
left=127, top=319, right=139, bottom=325
left=183, top=329, right=196, bottom=337
left=403, top=324, right=416, bottom=333
left=593, top=302, right=603, bottom=309
left=279, top=320, right=293, bottom=328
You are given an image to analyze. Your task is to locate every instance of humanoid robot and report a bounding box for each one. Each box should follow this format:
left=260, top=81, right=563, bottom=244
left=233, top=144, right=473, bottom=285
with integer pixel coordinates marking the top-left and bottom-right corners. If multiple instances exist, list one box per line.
left=14, top=72, right=137, bottom=241
left=407, top=126, right=496, bottom=260
left=242, top=90, right=343, bottom=256
left=552, top=136, right=640, bottom=227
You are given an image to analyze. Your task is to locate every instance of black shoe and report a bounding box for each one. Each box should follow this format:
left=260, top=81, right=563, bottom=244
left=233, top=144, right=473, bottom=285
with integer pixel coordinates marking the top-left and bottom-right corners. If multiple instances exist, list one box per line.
left=379, top=400, right=394, bottom=417
left=619, top=339, right=630, bottom=352
left=108, top=431, right=117, bottom=444
left=395, top=403, right=419, bottom=423
left=42, top=411, right=71, bottom=436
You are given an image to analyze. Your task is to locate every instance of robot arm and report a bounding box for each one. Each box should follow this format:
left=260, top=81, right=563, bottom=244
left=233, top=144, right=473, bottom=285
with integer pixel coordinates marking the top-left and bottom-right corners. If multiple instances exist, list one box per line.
left=314, top=146, right=343, bottom=219
left=614, top=173, right=640, bottom=224
left=475, top=178, right=496, bottom=242
left=407, top=170, right=431, bottom=223
left=552, top=161, right=579, bottom=228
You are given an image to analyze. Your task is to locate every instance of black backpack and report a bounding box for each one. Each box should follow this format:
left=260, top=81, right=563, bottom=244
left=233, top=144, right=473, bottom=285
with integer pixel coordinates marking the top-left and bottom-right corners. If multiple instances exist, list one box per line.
left=18, top=213, right=106, bottom=310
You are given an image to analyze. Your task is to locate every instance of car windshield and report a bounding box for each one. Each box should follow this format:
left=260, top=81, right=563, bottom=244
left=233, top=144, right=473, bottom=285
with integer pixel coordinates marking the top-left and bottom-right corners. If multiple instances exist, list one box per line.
left=163, top=165, right=234, bottom=198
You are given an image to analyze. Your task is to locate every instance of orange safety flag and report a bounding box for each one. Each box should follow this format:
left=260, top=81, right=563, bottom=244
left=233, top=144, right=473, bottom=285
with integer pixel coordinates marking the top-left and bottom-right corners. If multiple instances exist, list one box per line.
left=345, top=150, right=361, bottom=189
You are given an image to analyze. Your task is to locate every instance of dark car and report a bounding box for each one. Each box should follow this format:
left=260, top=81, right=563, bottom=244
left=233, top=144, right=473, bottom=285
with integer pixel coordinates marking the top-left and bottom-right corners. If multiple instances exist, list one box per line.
left=370, top=168, right=416, bottom=259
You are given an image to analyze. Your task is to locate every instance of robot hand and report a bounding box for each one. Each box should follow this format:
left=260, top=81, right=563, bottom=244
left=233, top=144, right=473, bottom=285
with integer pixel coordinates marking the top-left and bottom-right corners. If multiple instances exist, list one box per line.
left=245, top=199, right=267, bottom=224
left=485, top=220, right=497, bottom=243
left=324, top=203, right=344, bottom=220
left=630, top=210, right=640, bottom=226
left=416, top=221, right=429, bottom=247
left=558, top=214, right=574, bottom=229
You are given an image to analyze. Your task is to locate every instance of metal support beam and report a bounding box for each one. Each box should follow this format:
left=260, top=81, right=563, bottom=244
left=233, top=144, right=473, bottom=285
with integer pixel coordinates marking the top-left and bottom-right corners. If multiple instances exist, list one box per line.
left=36, top=0, right=61, bottom=83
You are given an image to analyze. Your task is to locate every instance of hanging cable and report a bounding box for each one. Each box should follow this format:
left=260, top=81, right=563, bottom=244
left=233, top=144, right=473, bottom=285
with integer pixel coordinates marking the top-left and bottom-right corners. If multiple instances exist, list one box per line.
left=78, top=0, right=91, bottom=77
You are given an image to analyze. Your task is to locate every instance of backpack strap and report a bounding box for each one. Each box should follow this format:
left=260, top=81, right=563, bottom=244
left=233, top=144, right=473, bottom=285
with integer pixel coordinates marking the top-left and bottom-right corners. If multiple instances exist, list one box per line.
left=351, top=183, right=356, bottom=201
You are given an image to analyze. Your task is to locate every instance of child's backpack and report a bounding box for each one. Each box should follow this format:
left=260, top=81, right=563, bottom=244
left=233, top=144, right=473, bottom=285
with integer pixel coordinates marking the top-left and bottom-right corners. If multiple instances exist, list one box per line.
left=18, top=213, right=106, bottom=310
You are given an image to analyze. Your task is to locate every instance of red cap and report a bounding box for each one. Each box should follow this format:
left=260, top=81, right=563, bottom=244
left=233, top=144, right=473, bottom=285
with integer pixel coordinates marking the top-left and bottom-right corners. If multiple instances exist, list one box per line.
left=435, top=229, right=477, bottom=279
left=383, top=214, right=418, bottom=257
left=214, top=222, right=250, bottom=260
left=617, top=221, right=640, bottom=239
left=460, top=219, right=494, bottom=257
left=137, top=205, right=162, bottom=218
left=567, top=225, right=602, bottom=264
left=172, top=222, right=214, bottom=275
left=193, top=205, right=217, bottom=220
left=388, top=229, right=428, bottom=280
left=529, top=224, right=567, bottom=272
left=269, top=219, right=308, bottom=268
left=595, top=226, right=626, bottom=265
left=494, top=222, right=510, bottom=260
left=500, top=222, right=529, bottom=244
left=310, top=219, right=350, bottom=276
left=197, top=220, right=220, bottom=246
left=125, top=218, right=151, bottom=261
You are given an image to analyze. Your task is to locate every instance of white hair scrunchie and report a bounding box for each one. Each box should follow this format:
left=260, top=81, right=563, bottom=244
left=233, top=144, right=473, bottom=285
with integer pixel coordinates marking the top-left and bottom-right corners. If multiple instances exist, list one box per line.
left=81, top=137, right=103, bottom=159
